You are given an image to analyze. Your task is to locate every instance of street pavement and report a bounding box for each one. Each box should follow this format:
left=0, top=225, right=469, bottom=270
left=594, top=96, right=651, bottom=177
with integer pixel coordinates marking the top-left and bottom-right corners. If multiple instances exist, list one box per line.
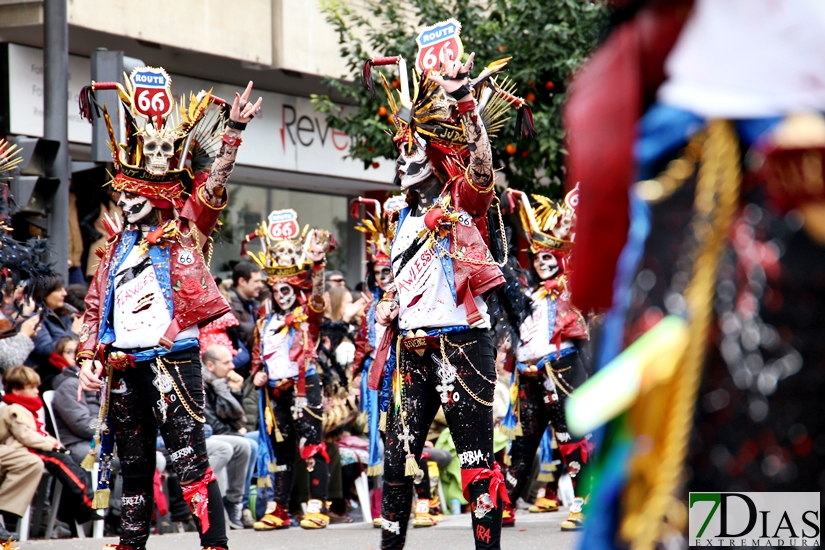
left=21, top=509, right=581, bottom=550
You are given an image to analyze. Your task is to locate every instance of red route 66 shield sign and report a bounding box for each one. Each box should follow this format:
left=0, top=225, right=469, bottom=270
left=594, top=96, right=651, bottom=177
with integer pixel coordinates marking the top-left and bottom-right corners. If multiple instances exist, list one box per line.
left=267, top=209, right=300, bottom=240
left=415, top=18, right=464, bottom=73
left=130, top=67, right=174, bottom=120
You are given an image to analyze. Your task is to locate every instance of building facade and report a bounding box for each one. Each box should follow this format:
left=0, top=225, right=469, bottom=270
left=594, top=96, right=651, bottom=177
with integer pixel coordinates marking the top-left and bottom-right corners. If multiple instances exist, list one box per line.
left=0, top=0, right=393, bottom=283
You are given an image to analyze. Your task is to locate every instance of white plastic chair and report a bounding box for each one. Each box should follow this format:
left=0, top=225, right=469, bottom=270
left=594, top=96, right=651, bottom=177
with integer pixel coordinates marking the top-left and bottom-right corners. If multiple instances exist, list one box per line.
left=353, top=470, right=372, bottom=523
left=42, top=390, right=104, bottom=539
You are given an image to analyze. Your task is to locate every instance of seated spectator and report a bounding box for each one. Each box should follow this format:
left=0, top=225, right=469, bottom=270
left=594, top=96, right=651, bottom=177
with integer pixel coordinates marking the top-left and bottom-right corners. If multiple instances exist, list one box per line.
left=0, top=366, right=96, bottom=525
left=0, top=442, right=44, bottom=539
left=0, top=310, right=40, bottom=375
left=50, top=336, right=98, bottom=462
left=202, top=345, right=251, bottom=530
left=29, top=276, right=81, bottom=391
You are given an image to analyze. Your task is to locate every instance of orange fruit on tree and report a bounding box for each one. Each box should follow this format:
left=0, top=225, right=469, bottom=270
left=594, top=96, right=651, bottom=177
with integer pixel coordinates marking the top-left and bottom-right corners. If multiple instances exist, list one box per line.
left=526, top=93, right=536, bottom=102
left=545, top=81, right=555, bottom=91
left=505, top=143, right=517, bottom=155
left=378, top=106, right=388, bottom=117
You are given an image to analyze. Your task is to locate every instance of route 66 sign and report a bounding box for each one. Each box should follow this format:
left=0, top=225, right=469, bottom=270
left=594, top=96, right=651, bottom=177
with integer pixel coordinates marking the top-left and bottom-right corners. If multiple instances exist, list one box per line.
left=130, top=67, right=174, bottom=120
left=564, top=183, right=580, bottom=211
left=267, top=209, right=300, bottom=240
left=415, top=18, right=464, bottom=73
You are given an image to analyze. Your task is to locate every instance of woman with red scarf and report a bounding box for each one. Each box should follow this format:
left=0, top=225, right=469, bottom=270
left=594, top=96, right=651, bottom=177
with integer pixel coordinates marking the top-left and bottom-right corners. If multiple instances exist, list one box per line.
left=0, top=366, right=96, bottom=525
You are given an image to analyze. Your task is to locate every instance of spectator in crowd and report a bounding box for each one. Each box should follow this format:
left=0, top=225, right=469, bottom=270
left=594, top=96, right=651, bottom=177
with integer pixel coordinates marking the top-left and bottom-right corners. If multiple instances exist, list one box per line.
left=50, top=336, right=98, bottom=462
left=0, top=303, right=40, bottom=374
left=229, top=261, right=263, bottom=353
left=325, top=270, right=346, bottom=289
left=0, top=441, right=43, bottom=539
left=202, top=345, right=252, bottom=530
left=64, top=284, right=88, bottom=318
left=0, top=366, right=96, bottom=526
left=29, top=275, right=81, bottom=390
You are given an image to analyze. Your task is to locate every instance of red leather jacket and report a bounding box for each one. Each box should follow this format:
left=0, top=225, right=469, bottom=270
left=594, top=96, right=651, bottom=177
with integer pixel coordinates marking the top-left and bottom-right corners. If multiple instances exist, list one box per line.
left=77, top=182, right=228, bottom=361
left=369, top=163, right=505, bottom=389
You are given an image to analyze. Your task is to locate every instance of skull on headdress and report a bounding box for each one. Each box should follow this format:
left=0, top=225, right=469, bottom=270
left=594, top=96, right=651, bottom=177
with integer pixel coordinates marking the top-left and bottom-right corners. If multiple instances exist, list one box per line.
left=141, top=125, right=178, bottom=176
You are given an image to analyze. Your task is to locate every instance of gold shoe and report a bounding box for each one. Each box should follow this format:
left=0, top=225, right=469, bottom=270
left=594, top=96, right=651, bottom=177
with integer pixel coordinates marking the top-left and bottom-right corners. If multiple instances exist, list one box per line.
left=299, top=499, right=329, bottom=529
left=528, top=488, right=559, bottom=513
left=412, top=499, right=438, bottom=528
left=253, top=501, right=290, bottom=530
left=560, top=497, right=585, bottom=531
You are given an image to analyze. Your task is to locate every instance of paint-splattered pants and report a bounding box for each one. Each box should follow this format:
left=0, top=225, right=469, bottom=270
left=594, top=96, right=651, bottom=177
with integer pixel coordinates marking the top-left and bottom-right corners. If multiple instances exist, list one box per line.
left=110, top=347, right=226, bottom=550
left=504, top=351, right=590, bottom=502
left=382, top=328, right=503, bottom=550
left=267, top=373, right=329, bottom=508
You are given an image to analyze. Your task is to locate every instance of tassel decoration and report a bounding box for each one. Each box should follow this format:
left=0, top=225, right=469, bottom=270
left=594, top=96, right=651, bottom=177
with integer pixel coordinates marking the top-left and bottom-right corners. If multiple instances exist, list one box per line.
left=80, top=450, right=96, bottom=471
left=367, top=463, right=383, bottom=477
left=257, top=476, right=272, bottom=488
left=405, top=453, right=420, bottom=477
left=379, top=411, right=387, bottom=432
left=274, top=428, right=284, bottom=443
left=361, top=61, right=375, bottom=98
left=93, top=488, right=110, bottom=510
left=518, top=104, right=537, bottom=139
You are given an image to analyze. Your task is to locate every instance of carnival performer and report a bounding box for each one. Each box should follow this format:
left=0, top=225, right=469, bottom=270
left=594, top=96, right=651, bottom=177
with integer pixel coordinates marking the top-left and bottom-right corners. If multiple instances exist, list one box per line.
left=350, top=197, right=397, bottom=481
left=350, top=196, right=441, bottom=529
left=498, top=189, right=591, bottom=530
left=245, top=211, right=335, bottom=531
left=363, top=29, right=535, bottom=546
left=76, top=69, right=262, bottom=550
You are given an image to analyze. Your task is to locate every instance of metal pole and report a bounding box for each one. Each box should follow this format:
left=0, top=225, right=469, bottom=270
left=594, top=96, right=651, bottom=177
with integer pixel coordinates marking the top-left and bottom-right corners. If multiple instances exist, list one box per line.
left=44, top=0, right=69, bottom=281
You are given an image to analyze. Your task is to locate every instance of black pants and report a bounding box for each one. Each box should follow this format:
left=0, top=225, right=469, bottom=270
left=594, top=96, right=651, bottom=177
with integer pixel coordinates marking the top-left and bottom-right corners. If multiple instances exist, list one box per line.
left=382, top=329, right=501, bottom=550
left=267, top=373, right=328, bottom=507
left=110, top=347, right=226, bottom=549
left=37, top=450, right=95, bottom=524
left=505, top=351, right=589, bottom=503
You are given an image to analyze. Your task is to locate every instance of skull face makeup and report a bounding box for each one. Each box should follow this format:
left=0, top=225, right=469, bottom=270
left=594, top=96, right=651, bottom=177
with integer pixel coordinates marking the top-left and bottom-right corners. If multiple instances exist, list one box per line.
left=533, top=252, right=560, bottom=281
left=396, top=134, right=433, bottom=189
left=118, top=191, right=154, bottom=225
left=274, top=283, right=296, bottom=311
left=373, top=265, right=393, bottom=291
left=273, top=240, right=298, bottom=267
left=142, top=129, right=176, bottom=176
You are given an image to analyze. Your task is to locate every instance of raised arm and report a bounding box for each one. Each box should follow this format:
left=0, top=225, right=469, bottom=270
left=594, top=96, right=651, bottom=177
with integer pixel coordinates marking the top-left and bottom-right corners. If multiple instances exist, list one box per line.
left=204, top=81, right=263, bottom=204
left=429, top=52, right=496, bottom=214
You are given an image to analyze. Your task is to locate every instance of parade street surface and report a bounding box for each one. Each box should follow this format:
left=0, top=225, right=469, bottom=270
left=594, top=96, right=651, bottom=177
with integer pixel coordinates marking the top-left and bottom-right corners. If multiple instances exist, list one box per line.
left=20, top=510, right=580, bottom=550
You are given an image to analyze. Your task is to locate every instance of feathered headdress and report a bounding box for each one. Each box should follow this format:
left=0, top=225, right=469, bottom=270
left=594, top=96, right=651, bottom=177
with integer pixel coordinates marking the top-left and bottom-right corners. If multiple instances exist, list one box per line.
left=78, top=67, right=230, bottom=210
left=362, top=21, right=535, bottom=167
left=0, top=139, right=54, bottom=299
left=350, top=195, right=405, bottom=268
left=504, top=185, right=579, bottom=255
left=242, top=209, right=335, bottom=289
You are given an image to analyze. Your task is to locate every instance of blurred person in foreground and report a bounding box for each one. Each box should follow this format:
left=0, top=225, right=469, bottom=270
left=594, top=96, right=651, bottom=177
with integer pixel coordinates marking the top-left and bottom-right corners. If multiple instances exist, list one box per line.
left=563, top=1, right=825, bottom=548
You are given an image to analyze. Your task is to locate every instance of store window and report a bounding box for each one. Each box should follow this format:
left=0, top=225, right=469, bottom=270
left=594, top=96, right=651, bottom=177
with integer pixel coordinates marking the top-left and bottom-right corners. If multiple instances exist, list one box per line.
left=210, top=181, right=350, bottom=279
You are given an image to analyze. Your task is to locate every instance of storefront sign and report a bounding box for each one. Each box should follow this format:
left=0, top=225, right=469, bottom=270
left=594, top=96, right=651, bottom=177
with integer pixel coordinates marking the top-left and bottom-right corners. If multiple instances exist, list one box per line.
left=2, top=43, right=394, bottom=184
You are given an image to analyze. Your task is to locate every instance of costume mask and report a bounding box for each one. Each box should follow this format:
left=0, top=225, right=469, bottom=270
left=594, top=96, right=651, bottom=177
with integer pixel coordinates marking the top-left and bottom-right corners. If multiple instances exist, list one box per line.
left=533, top=252, right=560, bottom=281
left=118, top=192, right=154, bottom=225
left=274, top=283, right=296, bottom=311
left=142, top=129, right=176, bottom=176
left=273, top=241, right=298, bottom=267
left=373, top=265, right=392, bottom=291
left=553, top=210, right=574, bottom=241
left=396, top=134, right=433, bottom=189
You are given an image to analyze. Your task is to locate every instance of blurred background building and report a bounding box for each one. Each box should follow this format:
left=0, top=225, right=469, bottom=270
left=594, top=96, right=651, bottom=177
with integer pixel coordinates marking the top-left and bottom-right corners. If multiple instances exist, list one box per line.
left=0, top=0, right=394, bottom=284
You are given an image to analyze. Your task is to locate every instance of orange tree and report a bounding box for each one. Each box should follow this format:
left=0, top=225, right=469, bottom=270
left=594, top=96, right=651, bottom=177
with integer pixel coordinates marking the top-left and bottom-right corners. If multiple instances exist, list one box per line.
left=312, top=0, right=606, bottom=195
